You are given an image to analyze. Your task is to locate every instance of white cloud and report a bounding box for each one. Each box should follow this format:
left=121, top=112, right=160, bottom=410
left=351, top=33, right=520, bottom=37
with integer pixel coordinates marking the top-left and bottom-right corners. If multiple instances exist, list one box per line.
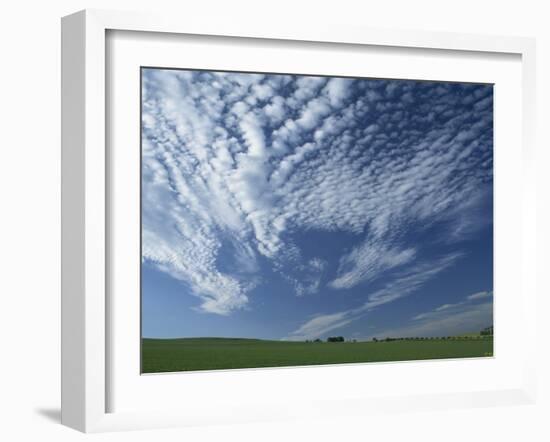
left=290, top=258, right=328, bottom=297
left=467, top=290, right=492, bottom=300
left=239, top=113, right=267, bottom=158
left=329, top=241, right=416, bottom=290
left=324, top=78, right=353, bottom=106
left=263, top=96, right=286, bottom=124
left=359, top=252, right=463, bottom=310
left=435, top=304, right=455, bottom=311
left=287, top=311, right=354, bottom=341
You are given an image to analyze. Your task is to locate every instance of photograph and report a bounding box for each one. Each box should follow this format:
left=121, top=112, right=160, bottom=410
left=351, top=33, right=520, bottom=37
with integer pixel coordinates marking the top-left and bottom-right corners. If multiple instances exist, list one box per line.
left=140, top=67, right=494, bottom=374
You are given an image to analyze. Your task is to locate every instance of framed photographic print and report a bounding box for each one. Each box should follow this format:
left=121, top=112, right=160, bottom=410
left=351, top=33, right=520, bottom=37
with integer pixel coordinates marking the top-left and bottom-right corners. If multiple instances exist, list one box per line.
left=139, top=66, right=495, bottom=374
left=61, top=9, right=537, bottom=432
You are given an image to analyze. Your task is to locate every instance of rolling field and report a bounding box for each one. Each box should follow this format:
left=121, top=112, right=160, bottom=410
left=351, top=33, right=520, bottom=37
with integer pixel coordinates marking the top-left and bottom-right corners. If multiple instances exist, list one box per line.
left=141, top=337, right=493, bottom=373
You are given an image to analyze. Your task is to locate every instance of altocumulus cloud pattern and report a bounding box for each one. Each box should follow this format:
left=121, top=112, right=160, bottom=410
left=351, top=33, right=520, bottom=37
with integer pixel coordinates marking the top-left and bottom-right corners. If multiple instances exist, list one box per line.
left=141, top=68, right=493, bottom=340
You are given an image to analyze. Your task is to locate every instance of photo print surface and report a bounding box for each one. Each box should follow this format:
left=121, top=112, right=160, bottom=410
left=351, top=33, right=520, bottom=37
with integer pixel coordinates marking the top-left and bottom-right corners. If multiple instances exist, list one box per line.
left=141, top=68, right=494, bottom=373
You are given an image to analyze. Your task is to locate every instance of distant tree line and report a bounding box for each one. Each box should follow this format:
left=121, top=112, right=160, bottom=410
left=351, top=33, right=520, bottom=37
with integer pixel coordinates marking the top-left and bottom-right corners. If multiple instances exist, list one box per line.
left=327, top=336, right=345, bottom=342
left=304, top=326, right=493, bottom=343
left=371, top=326, right=494, bottom=342
left=305, top=336, right=355, bottom=343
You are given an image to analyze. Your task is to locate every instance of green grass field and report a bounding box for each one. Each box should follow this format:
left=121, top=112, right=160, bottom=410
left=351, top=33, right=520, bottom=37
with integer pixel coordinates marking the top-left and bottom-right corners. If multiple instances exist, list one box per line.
left=141, top=336, right=493, bottom=373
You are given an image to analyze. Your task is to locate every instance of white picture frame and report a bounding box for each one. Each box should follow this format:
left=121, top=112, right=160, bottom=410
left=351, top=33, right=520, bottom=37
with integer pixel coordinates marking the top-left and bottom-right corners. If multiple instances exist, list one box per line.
left=61, top=9, right=537, bottom=433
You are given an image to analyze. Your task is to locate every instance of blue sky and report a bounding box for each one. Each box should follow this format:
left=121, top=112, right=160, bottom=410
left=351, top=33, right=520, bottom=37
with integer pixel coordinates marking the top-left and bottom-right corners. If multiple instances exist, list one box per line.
left=141, top=68, right=493, bottom=341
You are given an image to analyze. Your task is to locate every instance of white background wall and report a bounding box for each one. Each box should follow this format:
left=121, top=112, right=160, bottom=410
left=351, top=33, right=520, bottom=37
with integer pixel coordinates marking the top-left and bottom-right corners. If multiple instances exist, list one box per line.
left=0, top=1, right=548, bottom=440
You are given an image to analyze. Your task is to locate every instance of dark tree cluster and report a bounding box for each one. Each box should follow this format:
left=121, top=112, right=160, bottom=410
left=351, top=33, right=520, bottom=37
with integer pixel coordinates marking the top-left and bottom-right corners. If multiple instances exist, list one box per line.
left=327, top=336, right=345, bottom=342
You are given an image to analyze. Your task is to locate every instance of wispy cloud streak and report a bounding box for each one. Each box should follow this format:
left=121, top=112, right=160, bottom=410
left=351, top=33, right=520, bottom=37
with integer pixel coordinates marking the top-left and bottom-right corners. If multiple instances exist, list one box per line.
left=373, top=290, right=493, bottom=339
left=287, top=253, right=462, bottom=340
